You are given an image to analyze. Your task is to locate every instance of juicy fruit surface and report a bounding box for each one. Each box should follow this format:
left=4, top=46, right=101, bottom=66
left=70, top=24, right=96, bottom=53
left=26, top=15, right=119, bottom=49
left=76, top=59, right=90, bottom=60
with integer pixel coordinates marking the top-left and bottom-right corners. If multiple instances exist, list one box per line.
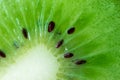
left=0, top=0, right=120, bottom=80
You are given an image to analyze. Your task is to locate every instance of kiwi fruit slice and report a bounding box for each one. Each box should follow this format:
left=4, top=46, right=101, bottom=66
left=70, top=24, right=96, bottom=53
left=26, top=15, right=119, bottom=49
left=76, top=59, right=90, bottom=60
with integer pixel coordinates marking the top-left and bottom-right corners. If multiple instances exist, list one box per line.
left=0, top=0, right=120, bottom=80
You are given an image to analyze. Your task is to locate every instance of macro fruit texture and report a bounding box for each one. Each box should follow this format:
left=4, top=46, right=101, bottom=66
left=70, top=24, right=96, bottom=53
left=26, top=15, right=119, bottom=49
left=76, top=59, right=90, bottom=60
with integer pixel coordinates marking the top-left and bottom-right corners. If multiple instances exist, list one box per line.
left=0, top=0, right=120, bottom=80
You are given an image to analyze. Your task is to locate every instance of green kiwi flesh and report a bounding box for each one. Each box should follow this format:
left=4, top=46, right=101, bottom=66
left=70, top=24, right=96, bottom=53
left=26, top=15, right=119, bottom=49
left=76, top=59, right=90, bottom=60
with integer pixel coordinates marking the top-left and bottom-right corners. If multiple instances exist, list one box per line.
left=0, top=0, right=120, bottom=80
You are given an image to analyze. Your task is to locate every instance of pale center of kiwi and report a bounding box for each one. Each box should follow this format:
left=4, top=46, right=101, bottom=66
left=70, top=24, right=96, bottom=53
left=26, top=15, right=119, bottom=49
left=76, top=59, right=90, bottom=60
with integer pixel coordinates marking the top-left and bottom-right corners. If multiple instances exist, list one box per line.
left=1, top=44, right=59, bottom=80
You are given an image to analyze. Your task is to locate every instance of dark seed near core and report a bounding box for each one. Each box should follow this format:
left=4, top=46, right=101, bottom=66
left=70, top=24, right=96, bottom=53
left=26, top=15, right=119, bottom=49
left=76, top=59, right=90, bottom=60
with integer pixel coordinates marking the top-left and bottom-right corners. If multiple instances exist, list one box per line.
left=0, top=50, right=6, bottom=58
left=56, top=39, right=64, bottom=48
left=48, top=21, right=55, bottom=32
left=64, top=53, right=73, bottom=58
left=75, top=60, right=86, bottom=65
left=22, top=28, right=28, bottom=39
left=67, top=27, right=75, bottom=34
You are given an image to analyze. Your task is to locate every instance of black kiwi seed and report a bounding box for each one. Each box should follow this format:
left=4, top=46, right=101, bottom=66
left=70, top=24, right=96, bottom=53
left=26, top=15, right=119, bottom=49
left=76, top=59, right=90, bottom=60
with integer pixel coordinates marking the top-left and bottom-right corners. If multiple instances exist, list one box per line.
left=75, top=60, right=87, bottom=65
left=0, top=50, right=6, bottom=58
left=64, top=53, right=74, bottom=58
left=67, top=27, right=75, bottom=34
left=48, top=21, right=55, bottom=32
left=22, top=28, right=28, bottom=39
left=56, top=39, right=64, bottom=48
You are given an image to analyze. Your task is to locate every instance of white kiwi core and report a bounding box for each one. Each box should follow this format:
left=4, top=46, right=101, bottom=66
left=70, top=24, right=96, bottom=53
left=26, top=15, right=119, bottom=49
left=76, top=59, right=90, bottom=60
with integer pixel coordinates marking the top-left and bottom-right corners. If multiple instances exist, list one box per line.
left=1, top=44, right=59, bottom=80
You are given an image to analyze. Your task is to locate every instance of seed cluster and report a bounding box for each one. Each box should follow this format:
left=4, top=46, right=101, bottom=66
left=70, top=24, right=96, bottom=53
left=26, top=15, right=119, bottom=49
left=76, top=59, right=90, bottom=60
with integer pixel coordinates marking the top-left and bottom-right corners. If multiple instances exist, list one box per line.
left=0, top=21, right=87, bottom=65
left=48, top=21, right=87, bottom=65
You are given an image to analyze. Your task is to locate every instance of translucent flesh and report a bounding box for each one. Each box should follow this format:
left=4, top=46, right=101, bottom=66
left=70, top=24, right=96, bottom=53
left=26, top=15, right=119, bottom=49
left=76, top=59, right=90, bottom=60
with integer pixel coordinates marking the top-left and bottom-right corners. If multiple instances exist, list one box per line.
left=0, top=0, right=120, bottom=80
